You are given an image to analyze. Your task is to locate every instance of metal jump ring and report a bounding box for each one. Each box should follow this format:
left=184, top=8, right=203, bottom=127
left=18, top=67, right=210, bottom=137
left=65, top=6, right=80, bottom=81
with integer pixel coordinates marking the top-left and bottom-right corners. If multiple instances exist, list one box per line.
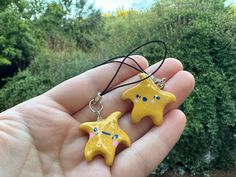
left=151, top=76, right=166, bottom=89
left=89, top=99, right=103, bottom=120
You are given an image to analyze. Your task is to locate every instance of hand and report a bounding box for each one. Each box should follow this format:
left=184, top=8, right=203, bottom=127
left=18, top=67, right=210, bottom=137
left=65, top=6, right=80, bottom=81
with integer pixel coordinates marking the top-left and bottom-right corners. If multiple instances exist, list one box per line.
left=0, top=56, right=194, bottom=177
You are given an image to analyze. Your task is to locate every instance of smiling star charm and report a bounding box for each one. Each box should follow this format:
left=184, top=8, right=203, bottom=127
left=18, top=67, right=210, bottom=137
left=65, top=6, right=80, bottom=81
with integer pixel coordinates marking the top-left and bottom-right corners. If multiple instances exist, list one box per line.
left=122, top=73, right=176, bottom=126
left=80, top=112, right=131, bottom=166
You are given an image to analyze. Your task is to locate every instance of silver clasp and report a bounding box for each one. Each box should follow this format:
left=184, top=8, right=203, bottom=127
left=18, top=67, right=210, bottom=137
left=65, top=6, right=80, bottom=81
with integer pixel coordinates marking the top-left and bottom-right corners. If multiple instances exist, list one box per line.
left=89, top=92, right=104, bottom=120
left=150, top=75, right=166, bottom=89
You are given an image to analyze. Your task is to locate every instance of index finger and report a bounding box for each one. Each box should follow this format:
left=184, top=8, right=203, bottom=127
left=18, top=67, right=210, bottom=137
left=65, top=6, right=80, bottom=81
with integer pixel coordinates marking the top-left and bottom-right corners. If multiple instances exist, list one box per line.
left=45, top=56, right=149, bottom=114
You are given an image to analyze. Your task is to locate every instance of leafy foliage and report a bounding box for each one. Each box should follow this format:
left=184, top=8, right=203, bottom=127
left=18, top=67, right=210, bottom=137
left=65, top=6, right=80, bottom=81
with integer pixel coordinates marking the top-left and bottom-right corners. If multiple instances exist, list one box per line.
left=0, top=0, right=104, bottom=87
left=0, top=6, right=37, bottom=86
left=0, top=51, right=99, bottom=110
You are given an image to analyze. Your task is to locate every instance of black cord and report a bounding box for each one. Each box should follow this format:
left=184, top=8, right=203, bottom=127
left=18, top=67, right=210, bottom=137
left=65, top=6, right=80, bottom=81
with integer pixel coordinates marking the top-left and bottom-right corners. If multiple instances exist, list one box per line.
left=94, top=56, right=147, bottom=74
left=95, top=40, right=167, bottom=96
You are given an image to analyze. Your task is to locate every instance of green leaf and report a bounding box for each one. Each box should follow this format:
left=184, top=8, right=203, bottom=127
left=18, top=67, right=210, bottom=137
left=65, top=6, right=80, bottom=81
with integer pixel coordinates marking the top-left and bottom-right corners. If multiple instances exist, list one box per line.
left=0, top=55, right=11, bottom=65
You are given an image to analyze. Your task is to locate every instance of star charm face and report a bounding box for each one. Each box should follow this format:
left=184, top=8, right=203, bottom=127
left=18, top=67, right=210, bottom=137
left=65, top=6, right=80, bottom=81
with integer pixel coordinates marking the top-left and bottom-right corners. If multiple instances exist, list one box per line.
left=80, top=112, right=131, bottom=166
left=122, top=73, right=176, bottom=126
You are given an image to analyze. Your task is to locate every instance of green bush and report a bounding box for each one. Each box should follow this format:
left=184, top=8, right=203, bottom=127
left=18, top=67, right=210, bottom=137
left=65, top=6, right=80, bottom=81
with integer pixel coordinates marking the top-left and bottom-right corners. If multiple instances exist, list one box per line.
left=0, top=51, right=99, bottom=111
left=0, top=8, right=37, bottom=68
left=0, top=6, right=37, bottom=87
left=0, top=0, right=104, bottom=87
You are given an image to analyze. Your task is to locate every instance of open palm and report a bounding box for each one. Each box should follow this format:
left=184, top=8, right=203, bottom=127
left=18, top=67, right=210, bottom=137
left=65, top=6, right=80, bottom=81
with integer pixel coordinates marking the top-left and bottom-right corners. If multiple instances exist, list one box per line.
left=0, top=56, right=194, bottom=177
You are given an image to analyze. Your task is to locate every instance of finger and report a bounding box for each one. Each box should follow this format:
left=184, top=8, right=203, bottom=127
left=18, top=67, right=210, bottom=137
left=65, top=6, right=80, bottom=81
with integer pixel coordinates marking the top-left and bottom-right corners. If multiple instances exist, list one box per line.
left=164, top=71, right=195, bottom=113
left=118, top=71, right=194, bottom=143
left=45, top=55, right=149, bottom=114
left=112, top=109, right=186, bottom=177
left=73, top=58, right=183, bottom=122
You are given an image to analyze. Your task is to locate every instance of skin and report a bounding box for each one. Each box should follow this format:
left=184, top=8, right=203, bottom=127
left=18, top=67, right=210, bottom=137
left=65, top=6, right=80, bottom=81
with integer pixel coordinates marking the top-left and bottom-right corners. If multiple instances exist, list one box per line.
left=0, top=56, right=195, bottom=177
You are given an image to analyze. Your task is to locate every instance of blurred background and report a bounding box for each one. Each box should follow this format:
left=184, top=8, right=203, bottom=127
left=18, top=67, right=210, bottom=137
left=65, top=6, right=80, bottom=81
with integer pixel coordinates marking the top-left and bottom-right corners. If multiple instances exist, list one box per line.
left=0, top=0, right=235, bottom=176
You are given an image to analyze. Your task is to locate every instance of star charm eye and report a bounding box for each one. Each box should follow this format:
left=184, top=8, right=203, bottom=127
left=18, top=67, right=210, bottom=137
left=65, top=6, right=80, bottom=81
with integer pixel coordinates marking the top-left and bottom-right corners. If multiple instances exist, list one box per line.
left=142, top=97, right=148, bottom=102
left=112, top=134, right=119, bottom=140
left=153, top=95, right=160, bottom=100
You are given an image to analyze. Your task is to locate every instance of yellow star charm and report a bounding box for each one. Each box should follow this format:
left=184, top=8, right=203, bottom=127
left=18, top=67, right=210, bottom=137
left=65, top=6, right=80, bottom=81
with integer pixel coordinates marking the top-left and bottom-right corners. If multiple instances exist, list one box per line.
left=122, top=73, right=176, bottom=126
left=79, top=112, right=131, bottom=166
